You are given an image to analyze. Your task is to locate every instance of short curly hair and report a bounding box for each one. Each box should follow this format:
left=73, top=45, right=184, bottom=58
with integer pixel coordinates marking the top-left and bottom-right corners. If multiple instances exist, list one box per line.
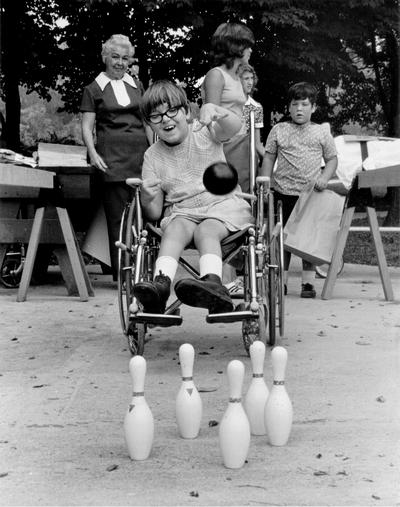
left=101, top=34, right=135, bottom=61
left=210, top=22, right=255, bottom=69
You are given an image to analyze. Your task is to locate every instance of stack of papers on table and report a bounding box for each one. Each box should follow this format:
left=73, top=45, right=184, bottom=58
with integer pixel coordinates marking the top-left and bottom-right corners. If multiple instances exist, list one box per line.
left=38, top=143, right=89, bottom=167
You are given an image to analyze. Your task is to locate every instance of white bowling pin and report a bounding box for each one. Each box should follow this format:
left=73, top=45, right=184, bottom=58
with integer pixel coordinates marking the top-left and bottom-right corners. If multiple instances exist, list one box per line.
left=175, top=343, right=202, bottom=439
left=124, top=355, right=154, bottom=460
left=244, top=341, right=269, bottom=435
left=219, top=360, right=251, bottom=469
left=264, top=346, right=293, bottom=446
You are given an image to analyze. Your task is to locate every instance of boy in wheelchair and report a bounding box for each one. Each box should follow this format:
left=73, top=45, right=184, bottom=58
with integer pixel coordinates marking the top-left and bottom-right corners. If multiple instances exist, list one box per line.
left=133, top=80, right=253, bottom=315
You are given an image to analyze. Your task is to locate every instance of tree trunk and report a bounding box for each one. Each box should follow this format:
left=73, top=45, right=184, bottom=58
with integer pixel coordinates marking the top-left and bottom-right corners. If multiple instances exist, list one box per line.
left=2, top=0, right=23, bottom=150
left=383, top=30, right=400, bottom=227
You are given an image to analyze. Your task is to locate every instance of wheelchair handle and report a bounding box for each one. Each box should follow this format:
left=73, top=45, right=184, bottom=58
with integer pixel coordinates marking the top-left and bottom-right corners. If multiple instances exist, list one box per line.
left=126, top=178, right=142, bottom=188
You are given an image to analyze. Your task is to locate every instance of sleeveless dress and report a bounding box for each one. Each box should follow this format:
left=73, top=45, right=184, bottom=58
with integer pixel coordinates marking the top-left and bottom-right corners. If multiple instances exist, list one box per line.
left=202, top=67, right=251, bottom=192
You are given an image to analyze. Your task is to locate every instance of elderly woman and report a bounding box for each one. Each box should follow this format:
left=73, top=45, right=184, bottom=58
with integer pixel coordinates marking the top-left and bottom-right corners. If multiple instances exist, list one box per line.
left=80, top=34, right=151, bottom=280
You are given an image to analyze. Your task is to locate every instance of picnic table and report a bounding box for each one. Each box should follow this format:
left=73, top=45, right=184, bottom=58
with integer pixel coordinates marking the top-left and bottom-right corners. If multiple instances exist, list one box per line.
left=321, top=135, right=399, bottom=301
left=0, top=158, right=99, bottom=301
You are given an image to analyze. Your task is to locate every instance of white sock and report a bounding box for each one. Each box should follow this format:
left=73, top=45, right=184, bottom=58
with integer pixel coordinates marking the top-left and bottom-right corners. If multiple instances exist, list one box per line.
left=154, top=256, right=178, bottom=282
left=199, top=254, right=222, bottom=278
left=301, top=270, right=314, bottom=284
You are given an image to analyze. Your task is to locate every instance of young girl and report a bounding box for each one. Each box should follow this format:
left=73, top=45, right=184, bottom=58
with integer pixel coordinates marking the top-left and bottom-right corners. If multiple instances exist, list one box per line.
left=238, top=63, right=265, bottom=160
left=202, top=22, right=255, bottom=193
left=133, top=80, right=253, bottom=314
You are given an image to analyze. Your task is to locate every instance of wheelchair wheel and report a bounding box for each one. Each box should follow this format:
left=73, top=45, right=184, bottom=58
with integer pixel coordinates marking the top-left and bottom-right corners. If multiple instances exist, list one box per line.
left=266, top=200, right=285, bottom=346
left=241, top=269, right=268, bottom=355
left=241, top=304, right=268, bottom=356
left=127, top=322, right=146, bottom=356
left=0, top=247, right=25, bottom=289
left=118, top=202, right=135, bottom=335
left=267, top=263, right=277, bottom=347
left=277, top=201, right=285, bottom=337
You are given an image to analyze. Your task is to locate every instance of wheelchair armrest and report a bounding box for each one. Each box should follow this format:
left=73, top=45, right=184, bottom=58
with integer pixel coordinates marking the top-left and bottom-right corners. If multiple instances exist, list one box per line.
left=126, top=178, right=142, bottom=187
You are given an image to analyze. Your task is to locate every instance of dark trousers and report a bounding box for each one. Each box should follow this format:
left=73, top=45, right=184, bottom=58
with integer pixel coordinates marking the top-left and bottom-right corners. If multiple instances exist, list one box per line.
left=102, top=182, right=133, bottom=281
left=273, top=190, right=314, bottom=272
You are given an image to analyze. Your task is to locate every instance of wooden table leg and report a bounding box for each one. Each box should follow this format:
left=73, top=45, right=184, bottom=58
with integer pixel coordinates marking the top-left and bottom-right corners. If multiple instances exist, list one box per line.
left=321, top=207, right=355, bottom=300
left=366, top=206, right=394, bottom=301
left=17, top=207, right=45, bottom=302
left=56, top=207, right=94, bottom=301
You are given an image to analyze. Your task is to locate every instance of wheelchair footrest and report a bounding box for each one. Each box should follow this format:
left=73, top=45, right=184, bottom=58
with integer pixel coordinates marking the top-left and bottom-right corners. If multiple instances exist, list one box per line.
left=131, top=313, right=183, bottom=327
left=206, top=310, right=258, bottom=324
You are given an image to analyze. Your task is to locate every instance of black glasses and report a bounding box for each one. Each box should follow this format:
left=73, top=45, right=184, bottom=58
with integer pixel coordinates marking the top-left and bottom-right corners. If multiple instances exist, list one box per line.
left=148, top=106, right=183, bottom=124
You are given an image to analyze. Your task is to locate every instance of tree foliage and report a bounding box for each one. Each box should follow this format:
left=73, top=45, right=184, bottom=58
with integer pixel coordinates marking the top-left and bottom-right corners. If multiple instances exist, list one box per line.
left=0, top=0, right=399, bottom=223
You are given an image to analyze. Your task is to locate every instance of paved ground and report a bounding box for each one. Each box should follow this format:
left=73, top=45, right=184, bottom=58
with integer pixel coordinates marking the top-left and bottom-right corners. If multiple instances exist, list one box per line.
left=0, top=257, right=399, bottom=506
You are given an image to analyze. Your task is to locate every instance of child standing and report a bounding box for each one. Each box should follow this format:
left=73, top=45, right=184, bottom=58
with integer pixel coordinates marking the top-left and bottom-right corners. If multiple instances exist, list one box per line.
left=238, top=63, right=265, bottom=160
left=260, top=82, right=338, bottom=298
left=133, top=80, right=253, bottom=314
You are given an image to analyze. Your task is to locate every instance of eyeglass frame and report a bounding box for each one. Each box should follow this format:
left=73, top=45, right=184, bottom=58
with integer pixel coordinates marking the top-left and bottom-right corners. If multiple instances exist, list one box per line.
left=147, top=105, right=185, bottom=124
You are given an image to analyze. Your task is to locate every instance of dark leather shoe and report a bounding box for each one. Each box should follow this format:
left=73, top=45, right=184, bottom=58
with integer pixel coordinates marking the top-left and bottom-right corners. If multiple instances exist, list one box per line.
left=133, top=272, right=171, bottom=313
left=175, top=274, right=234, bottom=313
left=301, top=283, right=316, bottom=298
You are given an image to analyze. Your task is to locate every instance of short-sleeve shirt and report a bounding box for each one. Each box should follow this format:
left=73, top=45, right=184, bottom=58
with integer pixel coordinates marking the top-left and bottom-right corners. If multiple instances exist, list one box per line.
left=242, top=96, right=264, bottom=132
left=265, top=121, right=337, bottom=195
left=80, top=72, right=148, bottom=182
left=142, top=120, right=253, bottom=231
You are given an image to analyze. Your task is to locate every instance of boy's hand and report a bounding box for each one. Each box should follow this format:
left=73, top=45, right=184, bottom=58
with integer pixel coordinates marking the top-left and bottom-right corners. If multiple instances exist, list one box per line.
left=193, top=103, right=228, bottom=131
left=314, top=174, right=329, bottom=192
left=141, top=177, right=162, bottom=202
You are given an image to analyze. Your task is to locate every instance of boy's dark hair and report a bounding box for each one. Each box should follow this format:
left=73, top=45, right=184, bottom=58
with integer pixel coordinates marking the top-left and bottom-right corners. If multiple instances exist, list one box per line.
left=288, top=82, right=318, bottom=105
left=210, top=22, right=255, bottom=69
left=140, top=80, right=190, bottom=123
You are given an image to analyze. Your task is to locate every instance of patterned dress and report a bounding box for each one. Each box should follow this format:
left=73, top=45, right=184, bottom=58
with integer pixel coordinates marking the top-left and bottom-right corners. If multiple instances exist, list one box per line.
left=142, top=120, right=253, bottom=231
left=242, top=96, right=264, bottom=133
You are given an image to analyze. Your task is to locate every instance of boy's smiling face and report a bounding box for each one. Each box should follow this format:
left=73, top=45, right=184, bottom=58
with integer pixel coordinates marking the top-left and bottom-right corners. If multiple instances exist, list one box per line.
left=288, top=98, right=316, bottom=125
left=148, top=103, right=190, bottom=146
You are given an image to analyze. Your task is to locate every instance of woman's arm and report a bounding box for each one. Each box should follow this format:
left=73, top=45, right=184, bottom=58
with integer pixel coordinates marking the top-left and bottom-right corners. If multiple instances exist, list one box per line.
left=81, top=112, right=108, bottom=172
left=197, top=103, right=242, bottom=141
left=203, top=69, right=224, bottom=105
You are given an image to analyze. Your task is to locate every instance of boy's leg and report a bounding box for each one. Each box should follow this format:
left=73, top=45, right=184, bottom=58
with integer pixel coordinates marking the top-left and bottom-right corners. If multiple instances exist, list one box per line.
left=301, top=259, right=316, bottom=298
left=133, top=218, right=196, bottom=313
left=175, top=219, right=234, bottom=313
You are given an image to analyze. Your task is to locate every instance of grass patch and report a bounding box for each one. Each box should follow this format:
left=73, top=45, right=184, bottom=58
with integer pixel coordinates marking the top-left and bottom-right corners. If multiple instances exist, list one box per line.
left=343, top=216, right=399, bottom=267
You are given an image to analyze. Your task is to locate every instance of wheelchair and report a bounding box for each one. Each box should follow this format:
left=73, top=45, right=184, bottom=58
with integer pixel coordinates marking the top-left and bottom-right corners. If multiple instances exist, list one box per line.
left=116, top=112, right=285, bottom=356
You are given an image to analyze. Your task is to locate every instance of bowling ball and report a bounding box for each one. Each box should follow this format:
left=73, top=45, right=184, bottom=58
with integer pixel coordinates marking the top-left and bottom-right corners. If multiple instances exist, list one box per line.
left=203, top=162, right=238, bottom=195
